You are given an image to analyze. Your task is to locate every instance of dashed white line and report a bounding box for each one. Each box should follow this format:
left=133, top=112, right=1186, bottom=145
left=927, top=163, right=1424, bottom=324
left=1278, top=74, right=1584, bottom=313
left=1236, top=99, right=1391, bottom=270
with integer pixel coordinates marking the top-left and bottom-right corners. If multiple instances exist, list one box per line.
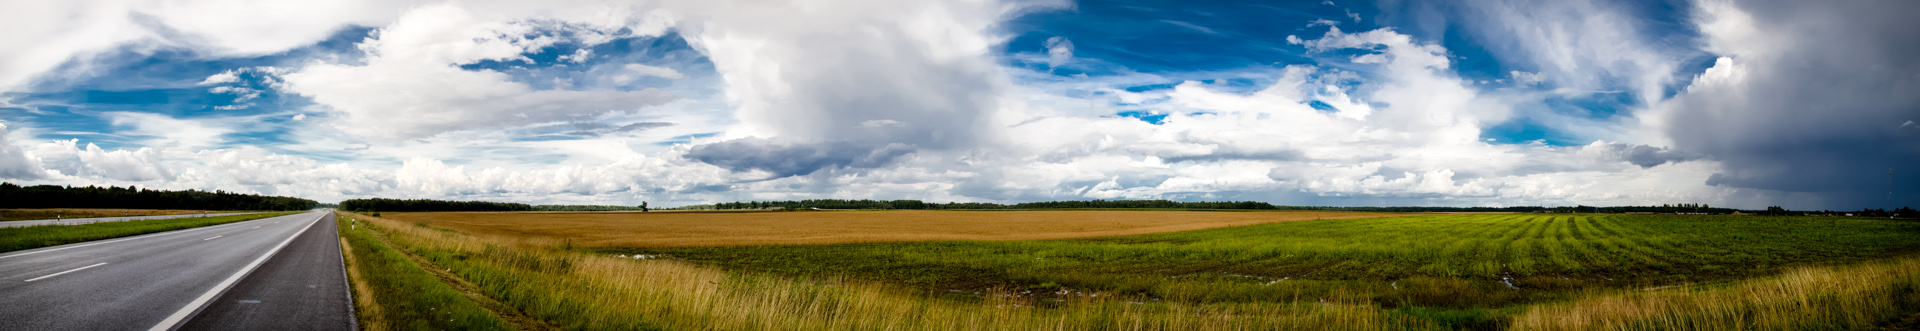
left=202, top=235, right=223, bottom=241
left=25, top=263, right=108, bottom=282
left=0, top=220, right=256, bottom=260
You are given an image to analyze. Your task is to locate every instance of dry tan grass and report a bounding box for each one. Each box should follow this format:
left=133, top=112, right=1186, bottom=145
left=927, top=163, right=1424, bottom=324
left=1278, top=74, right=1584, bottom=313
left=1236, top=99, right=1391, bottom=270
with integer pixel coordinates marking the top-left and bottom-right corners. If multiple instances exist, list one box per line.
left=337, top=237, right=389, bottom=331
left=379, top=210, right=1400, bottom=247
left=0, top=208, right=224, bottom=222
left=1511, top=255, right=1920, bottom=331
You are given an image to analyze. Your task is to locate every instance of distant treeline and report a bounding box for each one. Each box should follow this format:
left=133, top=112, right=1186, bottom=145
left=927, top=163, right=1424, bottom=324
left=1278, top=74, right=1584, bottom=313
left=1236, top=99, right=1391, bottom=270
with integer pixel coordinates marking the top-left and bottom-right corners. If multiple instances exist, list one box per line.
left=337, top=198, right=647, bottom=212
left=339, top=198, right=533, bottom=212
left=1550, top=203, right=1739, bottom=214
left=0, top=182, right=319, bottom=211
left=1790, top=207, right=1918, bottom=218
left=534, top=205, right=650, bottom=212
left=675, top=199, right=1553, bottom=212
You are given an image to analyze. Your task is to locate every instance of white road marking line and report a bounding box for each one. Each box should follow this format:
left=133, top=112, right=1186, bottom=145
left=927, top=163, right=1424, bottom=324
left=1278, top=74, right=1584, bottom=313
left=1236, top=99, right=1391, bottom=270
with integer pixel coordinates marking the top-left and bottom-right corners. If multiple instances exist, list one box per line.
left=25, top=263, right=108, bottom=282
left=252, top=226, right=261, bottom=229
left=0, top=212, right=307, bottom=260
left=148, top=213, right=324, bottom=331
left=202, top=235, right=223, bottom=241
left=2, top=224, right=230, bottom=259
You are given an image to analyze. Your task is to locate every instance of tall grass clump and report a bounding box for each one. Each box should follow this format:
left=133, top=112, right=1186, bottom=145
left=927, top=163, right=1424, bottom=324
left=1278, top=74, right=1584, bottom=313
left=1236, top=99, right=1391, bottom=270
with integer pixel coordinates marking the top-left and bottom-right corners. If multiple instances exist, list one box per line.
left=0, top=212, right=295, bottom=253
left=336, top=215, right=513, bottom=331
left=343, top=211, right=1443, bottom=331
left=1510, top=256, right=1920, bottom=330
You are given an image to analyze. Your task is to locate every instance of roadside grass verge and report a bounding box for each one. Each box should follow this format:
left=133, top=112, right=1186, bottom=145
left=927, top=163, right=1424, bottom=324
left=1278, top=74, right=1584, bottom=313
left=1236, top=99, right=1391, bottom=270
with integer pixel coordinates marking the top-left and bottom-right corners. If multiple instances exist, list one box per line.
left=342, top=211, right=1445, bottom=331
left=0, top=212, right=295, bottom=253
left=0, top=208, right=225, bottom=222
left=335, top=215, right=513, bottom=331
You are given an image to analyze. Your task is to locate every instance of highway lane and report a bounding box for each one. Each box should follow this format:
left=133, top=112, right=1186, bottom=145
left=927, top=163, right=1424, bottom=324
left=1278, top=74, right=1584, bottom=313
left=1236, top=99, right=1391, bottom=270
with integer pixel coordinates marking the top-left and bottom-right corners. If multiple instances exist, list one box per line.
left=0, top=210, right=352, bottom=331
left=179, top=211, right=354, bottom=331
left=0, top=212, right=263, bottom=228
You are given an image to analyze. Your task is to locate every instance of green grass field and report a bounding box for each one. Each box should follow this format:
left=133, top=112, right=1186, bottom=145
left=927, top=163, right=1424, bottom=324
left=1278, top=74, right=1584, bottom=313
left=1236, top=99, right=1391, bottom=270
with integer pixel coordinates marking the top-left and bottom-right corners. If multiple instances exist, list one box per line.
left=623, top=214, right=1920, bottom=326
left=335, top=211, right=1920, bottom=330
left=335, top=215, right=515, bottom=331
left=0, top=212, right=297, bottom=253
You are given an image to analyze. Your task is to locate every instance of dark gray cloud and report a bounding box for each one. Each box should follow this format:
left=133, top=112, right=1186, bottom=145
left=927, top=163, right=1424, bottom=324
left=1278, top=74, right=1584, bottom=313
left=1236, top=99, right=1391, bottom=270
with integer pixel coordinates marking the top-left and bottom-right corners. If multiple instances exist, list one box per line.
left=1658, top=0, right=1920, bottom=208
left=1588, top=142, right=1700, bottom=168
left=685, top=137, right=915, bottom=178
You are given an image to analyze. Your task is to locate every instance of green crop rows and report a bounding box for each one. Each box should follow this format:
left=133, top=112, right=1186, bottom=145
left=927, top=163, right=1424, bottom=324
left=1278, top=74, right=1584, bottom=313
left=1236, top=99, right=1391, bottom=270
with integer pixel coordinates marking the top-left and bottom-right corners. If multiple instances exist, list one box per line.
left=629, top=214, right=1920, bottom=311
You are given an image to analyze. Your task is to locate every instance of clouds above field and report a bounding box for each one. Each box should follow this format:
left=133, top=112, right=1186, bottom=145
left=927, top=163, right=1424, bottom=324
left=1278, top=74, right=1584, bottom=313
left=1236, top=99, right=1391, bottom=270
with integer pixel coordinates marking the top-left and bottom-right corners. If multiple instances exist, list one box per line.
left=0, top=0, right=1913, bottom=209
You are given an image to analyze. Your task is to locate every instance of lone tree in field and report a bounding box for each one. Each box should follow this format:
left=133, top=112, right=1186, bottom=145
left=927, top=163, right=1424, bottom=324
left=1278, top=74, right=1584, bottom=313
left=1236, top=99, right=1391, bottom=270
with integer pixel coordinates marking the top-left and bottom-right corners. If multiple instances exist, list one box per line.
left=640, top=201, right=649, bottom=212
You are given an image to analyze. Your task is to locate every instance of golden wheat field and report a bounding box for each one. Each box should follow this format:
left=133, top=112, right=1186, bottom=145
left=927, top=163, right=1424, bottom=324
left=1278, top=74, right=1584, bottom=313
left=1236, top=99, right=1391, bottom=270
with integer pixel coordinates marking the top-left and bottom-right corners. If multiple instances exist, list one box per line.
left=377, top=210, right=1402, bottom=247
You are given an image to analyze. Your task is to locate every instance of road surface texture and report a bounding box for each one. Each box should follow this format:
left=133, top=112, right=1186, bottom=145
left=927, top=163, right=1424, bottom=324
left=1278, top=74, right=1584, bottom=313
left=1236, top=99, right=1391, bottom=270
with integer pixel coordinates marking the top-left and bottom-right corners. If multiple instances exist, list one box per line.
left=0, top=212, right=262, bottom=228
left=0, top=210, right=354, bottom=331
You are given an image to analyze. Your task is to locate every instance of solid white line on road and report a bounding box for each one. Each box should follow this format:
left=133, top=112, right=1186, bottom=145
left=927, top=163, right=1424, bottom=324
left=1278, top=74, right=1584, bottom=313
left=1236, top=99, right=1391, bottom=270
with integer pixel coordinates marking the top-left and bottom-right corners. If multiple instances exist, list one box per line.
left=0, top=219, right=263, bottom=260
left=252, top=226, right=261, bottom=229
left=202, top=235, right=222, bottom=241
left=148, top=213, right=323, bottom=331
left=24, top=263, right=108, bottom=282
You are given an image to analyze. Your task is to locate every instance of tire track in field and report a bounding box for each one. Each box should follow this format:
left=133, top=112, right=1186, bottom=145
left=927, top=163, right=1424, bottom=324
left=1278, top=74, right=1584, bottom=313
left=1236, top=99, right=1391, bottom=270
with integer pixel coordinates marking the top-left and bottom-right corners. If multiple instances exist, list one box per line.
left=1473, top=215, right=1537, bottom=277
left=1500, top=215, right=1553, bottom=276
left=1416, top=215, right=1495, bottom=277
left=1584, top=216, right=1682, bottom=270
left=1613, top=217, right=1726, bottom=266
left=1539, top=217, right=1582, bottom=274
left=1562, top=216, right=1613, bottom=271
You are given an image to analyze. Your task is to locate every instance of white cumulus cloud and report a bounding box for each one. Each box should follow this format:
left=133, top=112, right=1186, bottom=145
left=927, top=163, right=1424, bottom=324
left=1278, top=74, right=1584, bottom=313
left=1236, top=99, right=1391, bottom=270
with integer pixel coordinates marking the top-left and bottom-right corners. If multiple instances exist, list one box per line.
left=0, top=123, right=49, bottom=180
left=278, top=4, right=679, bottom=140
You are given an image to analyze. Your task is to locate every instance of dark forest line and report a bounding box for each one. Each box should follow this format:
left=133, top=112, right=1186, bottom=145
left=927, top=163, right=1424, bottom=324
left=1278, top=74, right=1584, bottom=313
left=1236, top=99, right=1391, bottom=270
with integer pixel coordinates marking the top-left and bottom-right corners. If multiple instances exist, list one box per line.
left=0, top=182, right=319, bottom=211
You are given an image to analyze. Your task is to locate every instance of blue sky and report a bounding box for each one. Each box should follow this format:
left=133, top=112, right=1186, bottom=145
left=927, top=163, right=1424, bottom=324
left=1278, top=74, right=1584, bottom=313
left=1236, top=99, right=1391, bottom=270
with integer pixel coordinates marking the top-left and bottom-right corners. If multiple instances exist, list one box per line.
left=0, top=0, right=1914, bottom=209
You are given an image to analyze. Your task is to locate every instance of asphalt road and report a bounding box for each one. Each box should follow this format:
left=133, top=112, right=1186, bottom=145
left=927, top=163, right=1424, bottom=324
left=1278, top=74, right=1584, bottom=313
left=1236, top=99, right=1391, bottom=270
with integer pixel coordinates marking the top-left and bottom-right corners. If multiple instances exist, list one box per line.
left=0, top=212, right=263, bottom=228
left=0, top=210, right=354, bottom=331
